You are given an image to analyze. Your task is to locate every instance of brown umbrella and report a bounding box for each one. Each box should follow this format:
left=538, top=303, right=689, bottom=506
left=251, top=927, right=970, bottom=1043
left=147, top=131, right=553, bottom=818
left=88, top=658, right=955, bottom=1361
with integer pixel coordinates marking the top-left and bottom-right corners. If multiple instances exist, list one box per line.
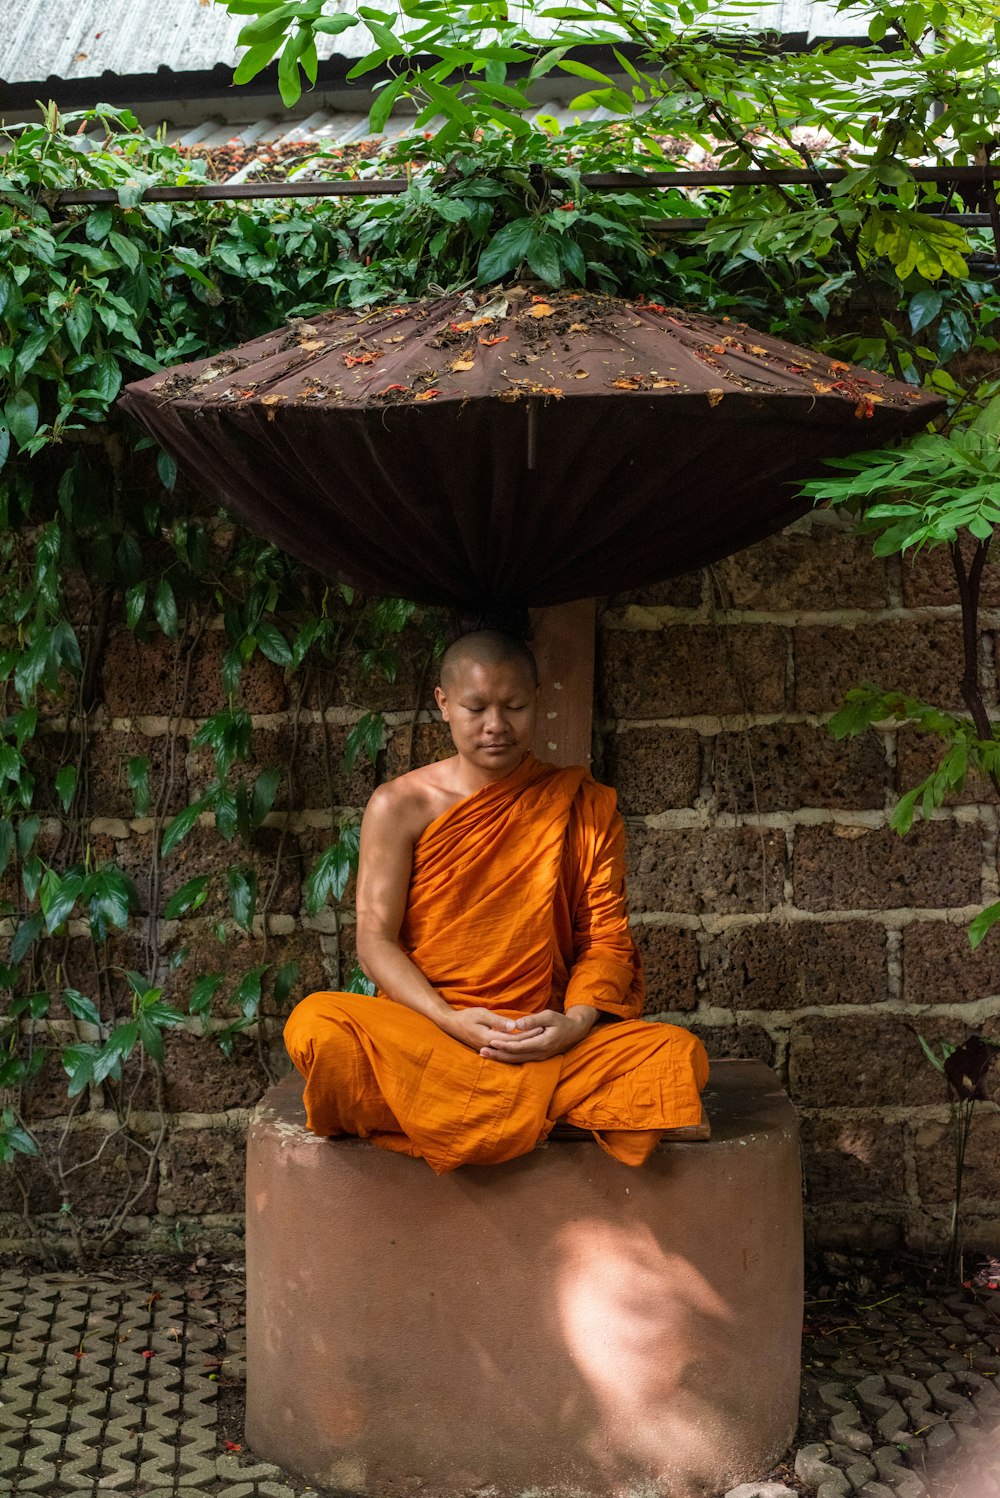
left=119, top=286, right=943, bottom=607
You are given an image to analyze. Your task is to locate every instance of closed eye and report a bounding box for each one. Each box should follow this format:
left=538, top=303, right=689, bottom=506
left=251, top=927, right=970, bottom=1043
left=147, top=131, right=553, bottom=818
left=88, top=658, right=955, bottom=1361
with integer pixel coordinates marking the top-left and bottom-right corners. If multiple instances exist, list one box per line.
left=459, top=701, right=530, bottom=713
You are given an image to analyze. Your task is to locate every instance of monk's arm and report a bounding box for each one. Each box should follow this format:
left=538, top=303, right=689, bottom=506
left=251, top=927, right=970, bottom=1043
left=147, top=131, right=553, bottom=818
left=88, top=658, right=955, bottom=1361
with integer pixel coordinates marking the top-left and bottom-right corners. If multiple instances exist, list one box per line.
left=563, top=787, right=644, bottom=1020
left=355, top=785, right=541, bottom=1055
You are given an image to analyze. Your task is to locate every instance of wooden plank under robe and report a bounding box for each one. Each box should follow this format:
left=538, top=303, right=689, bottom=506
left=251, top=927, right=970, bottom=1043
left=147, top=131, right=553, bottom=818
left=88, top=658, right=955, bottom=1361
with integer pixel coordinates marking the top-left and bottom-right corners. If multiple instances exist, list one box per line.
left=284, top=755, right=709, bottom=1173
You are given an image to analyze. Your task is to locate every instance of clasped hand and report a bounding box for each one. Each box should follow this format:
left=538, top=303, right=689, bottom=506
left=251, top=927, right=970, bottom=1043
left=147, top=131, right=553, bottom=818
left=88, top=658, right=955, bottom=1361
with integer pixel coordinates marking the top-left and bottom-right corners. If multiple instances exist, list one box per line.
left=447, top=1007, right=590, bottom=1063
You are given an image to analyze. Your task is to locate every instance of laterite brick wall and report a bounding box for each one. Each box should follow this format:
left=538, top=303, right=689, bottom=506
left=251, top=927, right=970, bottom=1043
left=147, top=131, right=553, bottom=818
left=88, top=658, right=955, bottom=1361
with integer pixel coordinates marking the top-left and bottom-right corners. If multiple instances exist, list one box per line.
left=4, top=509, right=998, bottom=1256
left=605, top=509, right=1000, bottom=1252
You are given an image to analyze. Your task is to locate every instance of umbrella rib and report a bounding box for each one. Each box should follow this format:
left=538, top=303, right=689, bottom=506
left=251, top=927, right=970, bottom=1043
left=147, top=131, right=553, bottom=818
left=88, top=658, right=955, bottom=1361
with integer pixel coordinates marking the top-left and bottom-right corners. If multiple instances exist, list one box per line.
left=527, top=404, right=538, bottom=472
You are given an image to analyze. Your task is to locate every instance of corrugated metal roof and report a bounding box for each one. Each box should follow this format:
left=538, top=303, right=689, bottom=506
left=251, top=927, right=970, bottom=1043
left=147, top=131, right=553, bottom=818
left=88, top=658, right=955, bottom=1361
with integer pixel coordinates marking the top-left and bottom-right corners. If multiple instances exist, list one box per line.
left=159, top=108, right=448, bottom=167
left=3, top=0, right=862, bottom=86
left=154, top=100, right=703, bottom=180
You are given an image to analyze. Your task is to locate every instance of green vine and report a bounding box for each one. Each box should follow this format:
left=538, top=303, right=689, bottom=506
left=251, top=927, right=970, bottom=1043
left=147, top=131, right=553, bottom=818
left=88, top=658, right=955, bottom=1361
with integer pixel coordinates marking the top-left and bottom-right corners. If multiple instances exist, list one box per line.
left=2, top=0, right=1000, bottom=1248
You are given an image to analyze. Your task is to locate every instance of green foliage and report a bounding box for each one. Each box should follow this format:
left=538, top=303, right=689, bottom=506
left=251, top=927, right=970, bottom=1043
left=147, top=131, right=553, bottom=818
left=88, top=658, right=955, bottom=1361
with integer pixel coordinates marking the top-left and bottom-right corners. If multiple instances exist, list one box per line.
left=216, top=0, right=999, bottom=308
left=829, top=688, right=1000, bottom=835
left=810, top=382, right=1000, bottom=949
left=917, top=1033, right=956, bottom=1074
left=802, top=395, right=1000, bottom=556
left=306, top=821, right=362, bottom=914
left=217, top=0, right=995, bottom=162
left=5, top=0, right=1000, bottom=1240
left=0, top=1106, right=38, bottom=1164
left=0, top=114, right=442, bottom=1252
left=969, top=903, right=1000, bottom=950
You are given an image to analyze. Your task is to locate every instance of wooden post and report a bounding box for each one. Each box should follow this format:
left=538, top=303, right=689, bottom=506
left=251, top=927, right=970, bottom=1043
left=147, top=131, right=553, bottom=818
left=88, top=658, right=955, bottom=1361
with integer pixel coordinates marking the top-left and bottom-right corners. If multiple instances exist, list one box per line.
left=529, top=600, right=597, bottom=769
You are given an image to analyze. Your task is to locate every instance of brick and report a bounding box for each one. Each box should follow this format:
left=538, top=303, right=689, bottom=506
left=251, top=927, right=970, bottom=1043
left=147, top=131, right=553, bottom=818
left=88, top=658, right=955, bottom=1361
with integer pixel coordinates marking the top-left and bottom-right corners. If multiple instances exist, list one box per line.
left=690, top=1023, right=775, bottom=1065
left=901, top=533, right=1000, bottom=608
left=896, top=728, right=995, bottom=805
left=288, top=721, right=375, bottom=809
left=803, top=1205, right=907, bottom=1251
left=714, top=527, right=888, bottom=611
left=19, top=1046, right=78, bottom=1121
left=21, top=733, right=81, bottom=817
left=600, top=625, right=787, bottom=717
left=160, top=1032, right=271, bottom=1113
left=633, top=925, right=700, bottom=1012
left=60, top=566, right=102, bottom=630
left=186, top=720, right=374, bottom=812
left=98, top=628, right=200, bottom=717
left=160, top=1125, right=244, bottom=1215
left=705, top=921, right=887, bottom=1009
left=788, top=1014, right=962, bottom=1107
left=0, top=1128, right=158, bottom=1216
left=23, top=932, right=146, bottom=1024
left=101, top=628, right=287, bottom=717
left=266, top=1037, right=298, bottom=1083
left=914, top=1112, right=1000, bottom=1202
left=794, top=620, right=965, bottom=714
left=265, top=928, right=340, bottom=1014
left=712, top=723, right=886, bottom=813
left=0, top=820, right=70, bottom=909
left=129, top=824, right=304, bottom=918
left=603, top=727, right=701, bottom=814
left=626, top=826, right=787, bottom=915
left=385, top=720, right=454, bottom=778
left=89, top=727, right=191, bottom=819
left=800, top=1116, right=906, bottom=1203
left=610, top=571, right=705, bottom=608
left=792, top=821, right=983, bottom=911
left=161, top=927, right=332, bottom=1021
left=902, top=922, right=1000, bottom=1005
left=303, top=634, right=438, bottom=714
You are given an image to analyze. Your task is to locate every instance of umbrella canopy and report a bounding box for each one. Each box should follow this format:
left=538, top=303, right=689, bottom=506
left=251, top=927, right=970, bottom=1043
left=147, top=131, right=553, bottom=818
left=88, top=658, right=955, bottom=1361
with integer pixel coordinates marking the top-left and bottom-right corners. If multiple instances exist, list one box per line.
left=119, top=287, right=944, bottom=608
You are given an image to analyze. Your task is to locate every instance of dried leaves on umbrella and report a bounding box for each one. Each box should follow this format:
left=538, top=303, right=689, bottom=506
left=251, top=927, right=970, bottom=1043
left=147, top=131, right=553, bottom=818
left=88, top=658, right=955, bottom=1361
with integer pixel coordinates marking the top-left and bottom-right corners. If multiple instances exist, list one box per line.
left=119, top=286, right=945, bottom=609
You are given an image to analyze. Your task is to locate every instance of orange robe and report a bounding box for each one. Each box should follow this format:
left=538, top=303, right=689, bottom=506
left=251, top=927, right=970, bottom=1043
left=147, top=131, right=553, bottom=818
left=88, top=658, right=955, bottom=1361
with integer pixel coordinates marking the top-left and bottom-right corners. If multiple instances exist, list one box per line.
left=284, top=755, right=708, bottom=1173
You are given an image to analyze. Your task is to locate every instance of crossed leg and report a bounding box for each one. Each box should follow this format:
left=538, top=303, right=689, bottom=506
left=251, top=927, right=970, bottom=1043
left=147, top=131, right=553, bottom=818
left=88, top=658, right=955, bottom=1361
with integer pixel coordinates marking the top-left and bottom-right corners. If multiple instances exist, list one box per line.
left=284, top=991, right=708, bottom=1171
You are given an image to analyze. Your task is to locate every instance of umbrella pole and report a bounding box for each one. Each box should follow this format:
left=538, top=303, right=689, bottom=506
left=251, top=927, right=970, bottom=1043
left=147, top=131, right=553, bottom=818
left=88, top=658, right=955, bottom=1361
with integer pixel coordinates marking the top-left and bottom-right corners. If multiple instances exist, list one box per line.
left=529, top=600, right=597, bottom=769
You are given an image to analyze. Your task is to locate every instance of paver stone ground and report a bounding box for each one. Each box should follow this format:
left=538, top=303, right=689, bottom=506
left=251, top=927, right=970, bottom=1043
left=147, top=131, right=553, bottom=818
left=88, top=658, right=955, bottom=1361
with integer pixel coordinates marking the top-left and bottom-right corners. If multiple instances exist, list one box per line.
left=1, top=1252, right=1000, bottom=1497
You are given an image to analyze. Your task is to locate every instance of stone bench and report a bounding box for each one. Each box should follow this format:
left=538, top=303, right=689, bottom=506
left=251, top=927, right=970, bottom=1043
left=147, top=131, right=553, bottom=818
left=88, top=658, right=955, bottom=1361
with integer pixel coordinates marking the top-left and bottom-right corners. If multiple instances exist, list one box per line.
left=245, top=1057, right=802, bottom=1498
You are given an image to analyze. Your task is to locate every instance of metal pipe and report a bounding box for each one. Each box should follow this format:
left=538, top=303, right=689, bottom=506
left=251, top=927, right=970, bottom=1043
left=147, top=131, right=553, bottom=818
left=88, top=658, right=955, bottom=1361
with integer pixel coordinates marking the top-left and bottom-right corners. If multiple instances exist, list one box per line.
left=642, top=211, right=993, bottom=232
left=19, top=163, right=1000, bottom=208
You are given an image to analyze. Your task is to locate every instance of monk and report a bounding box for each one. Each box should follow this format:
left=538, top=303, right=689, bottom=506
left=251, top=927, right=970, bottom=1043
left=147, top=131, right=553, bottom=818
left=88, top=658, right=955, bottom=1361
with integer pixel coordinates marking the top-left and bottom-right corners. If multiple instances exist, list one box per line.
left=284, top=630, right=709, bottom=1173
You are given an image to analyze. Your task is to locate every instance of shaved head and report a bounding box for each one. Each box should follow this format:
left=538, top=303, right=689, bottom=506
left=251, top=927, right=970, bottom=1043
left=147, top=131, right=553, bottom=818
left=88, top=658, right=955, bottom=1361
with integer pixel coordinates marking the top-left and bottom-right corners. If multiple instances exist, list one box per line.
left=439, top=631, right=539, bottom=692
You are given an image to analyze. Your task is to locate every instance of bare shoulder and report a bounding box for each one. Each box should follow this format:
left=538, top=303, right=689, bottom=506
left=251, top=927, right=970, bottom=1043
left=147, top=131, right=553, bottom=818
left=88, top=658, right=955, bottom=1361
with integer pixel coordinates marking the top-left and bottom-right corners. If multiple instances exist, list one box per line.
left=363, top=759, right=464, bottom=844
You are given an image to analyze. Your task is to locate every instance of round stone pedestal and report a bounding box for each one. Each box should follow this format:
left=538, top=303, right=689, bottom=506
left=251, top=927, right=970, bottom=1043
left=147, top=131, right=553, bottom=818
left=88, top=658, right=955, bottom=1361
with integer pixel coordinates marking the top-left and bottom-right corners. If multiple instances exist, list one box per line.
left=246, top=1057, right=802, bottom=1497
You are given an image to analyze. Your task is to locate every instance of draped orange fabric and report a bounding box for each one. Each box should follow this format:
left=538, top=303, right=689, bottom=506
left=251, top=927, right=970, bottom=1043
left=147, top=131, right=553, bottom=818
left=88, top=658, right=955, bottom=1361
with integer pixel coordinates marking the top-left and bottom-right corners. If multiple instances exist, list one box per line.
left=284, top=756, right=709, bottom=1172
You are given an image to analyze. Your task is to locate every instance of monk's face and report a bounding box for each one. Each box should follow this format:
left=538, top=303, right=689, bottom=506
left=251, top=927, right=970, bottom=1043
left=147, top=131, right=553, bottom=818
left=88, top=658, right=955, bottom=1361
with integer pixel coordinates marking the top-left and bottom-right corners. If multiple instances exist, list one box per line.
left=435, top=658, right=538, bottom=777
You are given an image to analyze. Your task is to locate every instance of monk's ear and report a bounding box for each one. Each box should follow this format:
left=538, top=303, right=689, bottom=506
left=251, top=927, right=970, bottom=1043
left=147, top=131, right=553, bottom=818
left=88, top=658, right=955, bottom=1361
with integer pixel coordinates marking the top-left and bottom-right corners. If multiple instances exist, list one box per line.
left=433, top=684, right=449, bottom=718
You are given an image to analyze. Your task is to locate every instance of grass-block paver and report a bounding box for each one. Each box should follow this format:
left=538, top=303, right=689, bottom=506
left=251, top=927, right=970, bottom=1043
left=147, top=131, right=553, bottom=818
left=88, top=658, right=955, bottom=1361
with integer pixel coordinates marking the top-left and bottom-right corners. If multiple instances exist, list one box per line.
left=4, top=1256, right=1000, bottom=1497
left=0, top=1268, right=300, bottom=1498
